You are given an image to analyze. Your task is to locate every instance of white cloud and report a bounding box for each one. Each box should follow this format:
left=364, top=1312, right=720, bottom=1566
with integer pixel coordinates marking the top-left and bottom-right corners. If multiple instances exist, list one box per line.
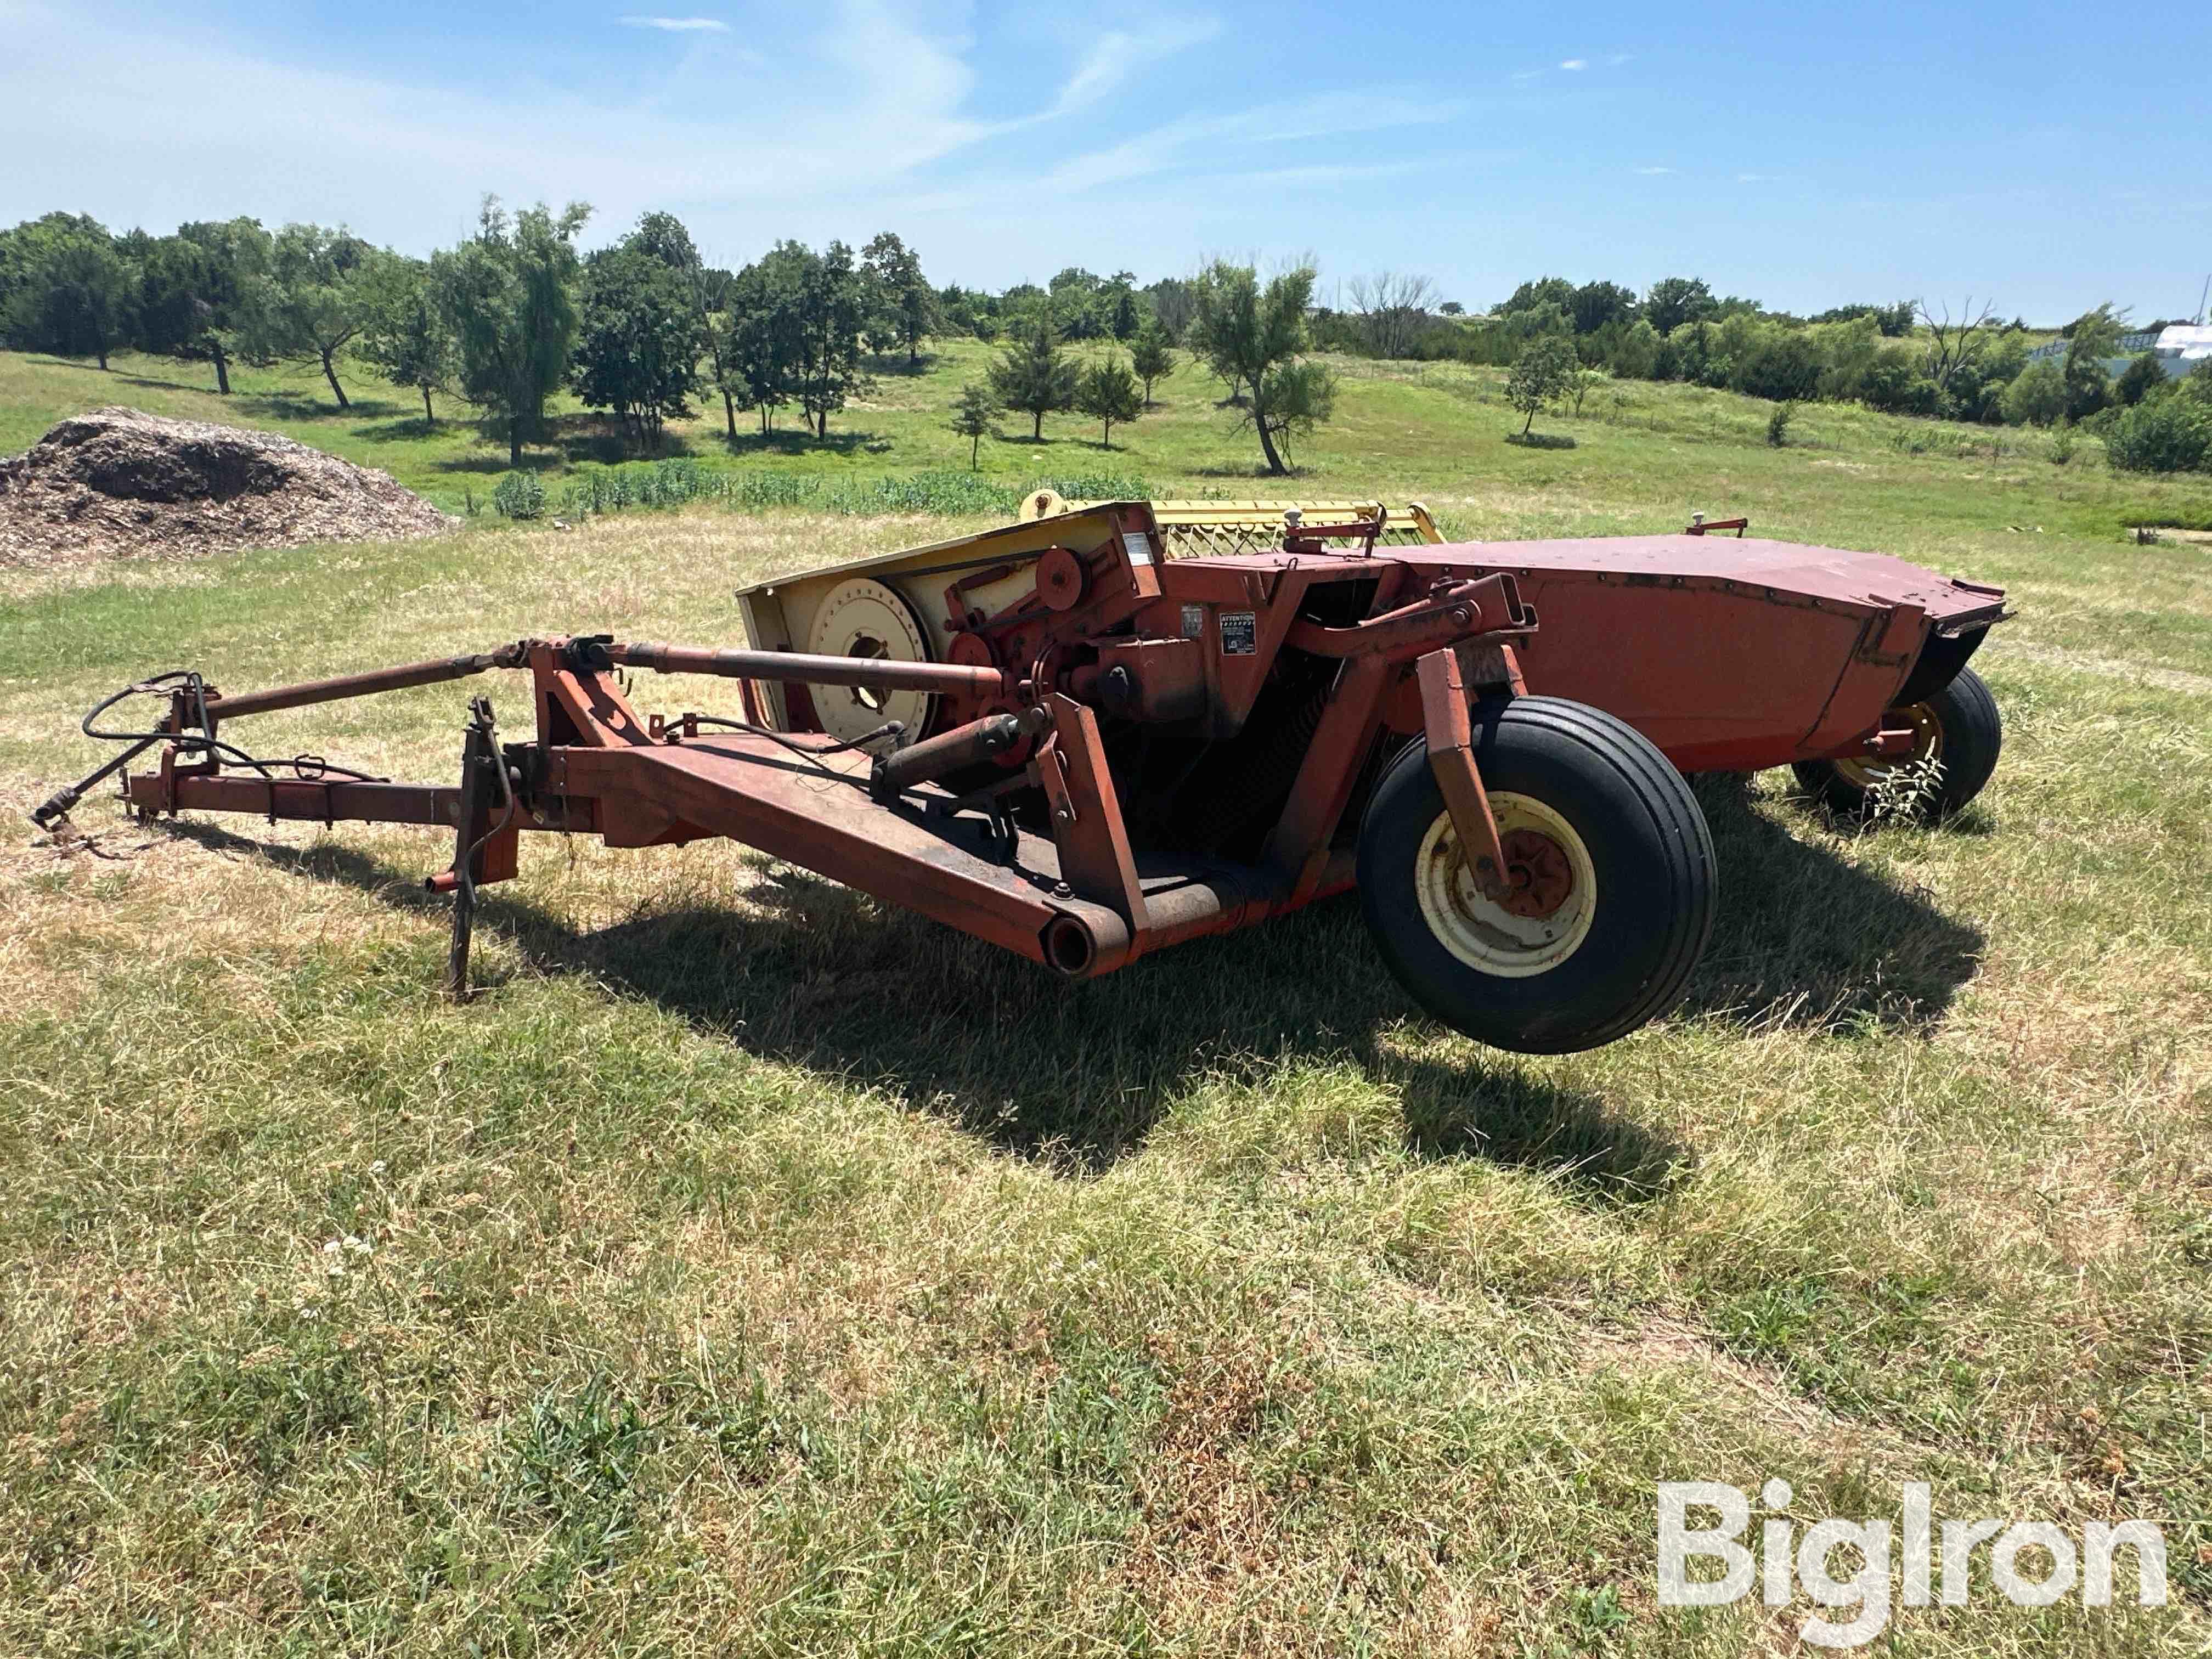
left=0, top=0, right=997, bottom=242
left=620, top=14, right=730, bottom=30
left=1037, top=99, right=1470, bottom=196
left=1560, top=58, right=1587, bottom=70
left=1048, top=18, right=1223, bottom=117
left=0, top=0, right=1472, bottom=287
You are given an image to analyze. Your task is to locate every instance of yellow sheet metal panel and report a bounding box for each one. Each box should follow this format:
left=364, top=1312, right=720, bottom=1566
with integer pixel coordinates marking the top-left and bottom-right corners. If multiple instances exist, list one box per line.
left=734, top=498, right=1446, bottom=713
left=1063, top=499, right=1442, bottom=554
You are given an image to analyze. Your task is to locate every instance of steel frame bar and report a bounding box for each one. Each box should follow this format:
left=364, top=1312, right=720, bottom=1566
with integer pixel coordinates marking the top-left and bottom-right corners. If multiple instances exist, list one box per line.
left=1418, top=648, right=1508, bottom=896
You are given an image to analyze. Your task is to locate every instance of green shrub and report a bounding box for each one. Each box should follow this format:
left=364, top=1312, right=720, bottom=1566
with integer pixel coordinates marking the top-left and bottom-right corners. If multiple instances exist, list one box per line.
left=2106, top=397, right=2211, bottom=474
left=2047, top=427, right=2077, bottom=466
left=2002, top=360, right=2067, bottom=427
left=1735, top=334, right=1823, bottom=403
left=2114, top=352, right=2168, bottom=407
left=1859, top=351, right=1940, bottom=416
left=1766, top=402, right=1795, bottom=447
left=491, top=471, right=546, bottom=520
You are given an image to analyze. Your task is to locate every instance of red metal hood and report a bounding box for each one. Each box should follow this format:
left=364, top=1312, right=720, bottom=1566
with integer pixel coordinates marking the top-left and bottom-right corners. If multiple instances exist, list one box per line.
left=1419, top=535, right=2007, bottom=631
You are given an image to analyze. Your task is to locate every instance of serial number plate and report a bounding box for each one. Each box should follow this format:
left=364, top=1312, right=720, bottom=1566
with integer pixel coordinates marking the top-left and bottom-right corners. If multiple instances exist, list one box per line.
left=1220, top=611, right=1257, bottom=654
left=1124, top=531, right=1154, bottom=566
left=1180, top=603, right=1206, bottom=639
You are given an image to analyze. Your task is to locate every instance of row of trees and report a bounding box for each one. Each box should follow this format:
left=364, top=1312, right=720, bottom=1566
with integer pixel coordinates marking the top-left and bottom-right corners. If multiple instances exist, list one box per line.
left=0, top=202, right=1344, bottom=475
left=1484, top=280, right=2211, bottom=469
left=1295, top=268, right=2201, bottom=443
left=0, top=206, right=942, bottom=463
left=14, top=202, right=2189, bottom=469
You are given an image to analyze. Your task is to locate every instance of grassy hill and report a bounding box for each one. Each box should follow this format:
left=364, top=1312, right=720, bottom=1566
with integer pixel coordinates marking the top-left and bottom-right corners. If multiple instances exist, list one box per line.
left=2, top=342, right=2210, bottom=1654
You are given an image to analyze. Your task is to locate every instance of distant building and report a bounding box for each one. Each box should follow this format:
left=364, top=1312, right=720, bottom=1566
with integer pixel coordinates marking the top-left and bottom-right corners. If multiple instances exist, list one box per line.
left=2154, top=323, right=2212, bottom=368
left=2027, top=323, right=2211, bottom=381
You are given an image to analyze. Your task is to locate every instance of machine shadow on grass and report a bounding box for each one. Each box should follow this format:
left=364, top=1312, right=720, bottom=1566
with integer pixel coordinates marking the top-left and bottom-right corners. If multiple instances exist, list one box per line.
left=165, top=823, right=1674, bottom=1197
left=165, top=778, right=1978, bottom=1189
left=1685, top=775, right=1985, bottom=1032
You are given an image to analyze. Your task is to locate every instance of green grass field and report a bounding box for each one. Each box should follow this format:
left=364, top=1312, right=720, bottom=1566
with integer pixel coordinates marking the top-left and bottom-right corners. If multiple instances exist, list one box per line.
left=3, top=342, right=2211, bottom=1655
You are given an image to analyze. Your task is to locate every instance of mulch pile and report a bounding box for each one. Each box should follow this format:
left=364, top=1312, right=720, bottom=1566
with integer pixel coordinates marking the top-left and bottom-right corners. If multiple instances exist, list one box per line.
left=0, top=405, right=454, bottom=567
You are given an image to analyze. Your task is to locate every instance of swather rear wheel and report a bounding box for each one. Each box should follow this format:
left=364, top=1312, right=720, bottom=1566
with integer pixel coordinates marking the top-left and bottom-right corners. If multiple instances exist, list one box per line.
left=1792, top=665, right=2002, bottom=823
left=1357, top=697, right=1716, bottom=1054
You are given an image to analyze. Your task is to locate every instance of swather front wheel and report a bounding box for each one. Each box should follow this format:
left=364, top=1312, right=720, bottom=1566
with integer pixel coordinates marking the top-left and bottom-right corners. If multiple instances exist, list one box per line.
left=1356, top=697, right=1716, bottom=1054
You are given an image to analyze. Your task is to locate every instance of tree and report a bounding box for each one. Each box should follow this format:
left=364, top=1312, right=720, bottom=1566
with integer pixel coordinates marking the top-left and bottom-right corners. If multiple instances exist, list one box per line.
left=1, top=213, right=134, bottom=369
left=719, top=250, right=802, bottom=436
left=989, top=319, right=1079, bottom=439
left=1568, top=280, right=1638, bottom=335
left=1077, top=354, right=1144, bottom=447
left=1606, top=319, right=1661, bottom=380
left=627, top=210, right=700, bottom=275
left=356, top=257, right=453, bottom=424
left=1916, top=296, right=1996, bottom=400
left=1733, top=329, right=1824, bottom=403
left=2061, top=302, right=2127, bottom=422
left=1107, top=274, right=1141, bottom=342
left=789, top=240, right=871, bottom=438
left=235, top=223, right=379, bottom=408
left=1143, top=276, right=1195, bottom=342
left=2000, top=360, right=2066, bottom=427
left=949, top=382, right=999, bottom=468
left=1129, top=320, right=1176, bottom=404
left=1187, top=261, right=1335, bottom=474
left=571, top=242, right=702, bottom=450
left=141, top=218, right=269, bottom=393
left=1502, top=275, right=1575, bottom=316
left=1813, top=300, right=1914, bottom=336
left=432, top=197, right=590, bottom=466
left=1643, top=275, right=1717, bottom=336
left=1047, top=267, right=1110, bottom=340
left=1856, top=348, right=1940, bottom=416
left=862, top=232, right=935, bottom=369
left=623, top=211, right=731, bottom=437
left=1346, top=271, right=1439, bottom=358
left=2113, top=351, right=2167, bottom=408
left=1506, top=336, right=1579, bottom=436
left=2106, top=397, right=2210, bottom=473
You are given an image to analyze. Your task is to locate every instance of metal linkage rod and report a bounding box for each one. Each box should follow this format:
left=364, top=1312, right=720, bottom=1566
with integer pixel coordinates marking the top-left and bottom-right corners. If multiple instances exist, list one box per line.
left=611, top=641, right=1011, bottom=696
left=206, top=648, right=524, bottom=723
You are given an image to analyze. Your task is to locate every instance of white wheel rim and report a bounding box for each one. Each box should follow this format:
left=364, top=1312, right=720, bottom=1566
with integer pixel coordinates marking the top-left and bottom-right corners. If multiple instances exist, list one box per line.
left=1833, top=702, right=1942, bottom=792
left=804, top=578, right=935, bottom=747
left=1413, top=791, right=1598, bottom=978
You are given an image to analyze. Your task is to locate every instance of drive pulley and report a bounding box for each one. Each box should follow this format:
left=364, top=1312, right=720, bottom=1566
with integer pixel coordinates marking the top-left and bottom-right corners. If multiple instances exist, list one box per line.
left=804, top=577, right=936, bottom=747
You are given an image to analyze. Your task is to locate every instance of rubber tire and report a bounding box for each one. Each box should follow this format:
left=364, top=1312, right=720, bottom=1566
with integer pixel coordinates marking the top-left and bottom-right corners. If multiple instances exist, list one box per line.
left=1792, top=665, right=2002, bottom=823
left=1356, top=696, right=1717, bottom=1054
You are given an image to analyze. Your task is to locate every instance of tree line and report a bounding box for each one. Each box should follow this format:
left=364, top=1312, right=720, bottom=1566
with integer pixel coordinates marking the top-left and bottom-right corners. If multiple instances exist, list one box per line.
left=0, top=204, right=948, bottom=466
left=9, top=204, right=2199, bottom=475
left=1309, top=273, right=2211, bottom=470
left=0, top=205, right=1344, bottom=475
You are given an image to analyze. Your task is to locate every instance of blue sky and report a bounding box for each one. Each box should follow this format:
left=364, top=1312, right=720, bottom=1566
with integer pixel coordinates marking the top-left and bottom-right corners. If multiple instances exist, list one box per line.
left=4, top=0, right=2207, bottom=322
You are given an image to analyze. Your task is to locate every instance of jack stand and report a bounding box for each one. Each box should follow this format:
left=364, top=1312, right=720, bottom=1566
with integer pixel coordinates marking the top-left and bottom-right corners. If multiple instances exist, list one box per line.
left=435, top=697, right=501, bottom=1002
